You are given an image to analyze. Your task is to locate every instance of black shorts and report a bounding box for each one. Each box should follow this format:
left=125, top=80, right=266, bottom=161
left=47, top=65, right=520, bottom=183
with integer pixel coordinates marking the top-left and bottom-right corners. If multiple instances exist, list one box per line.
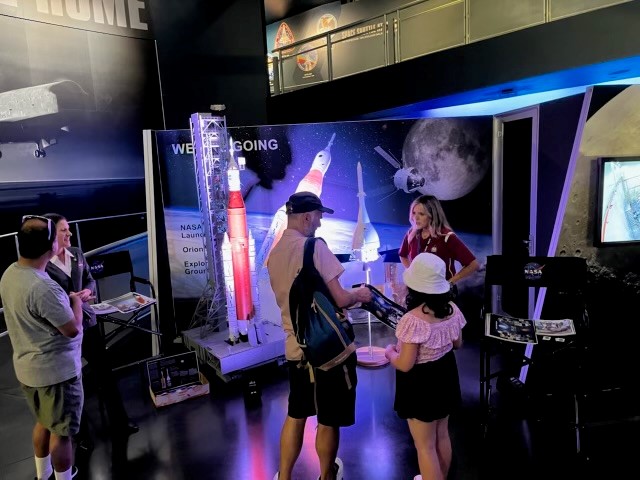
left=394, top=350, right=461, bottom=422
left=287, top=353, right=357, bottom=427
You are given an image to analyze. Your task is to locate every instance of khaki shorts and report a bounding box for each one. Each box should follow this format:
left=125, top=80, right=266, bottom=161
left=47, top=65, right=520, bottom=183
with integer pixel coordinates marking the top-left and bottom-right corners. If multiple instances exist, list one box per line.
left=21, top=375, right=84, bottom=437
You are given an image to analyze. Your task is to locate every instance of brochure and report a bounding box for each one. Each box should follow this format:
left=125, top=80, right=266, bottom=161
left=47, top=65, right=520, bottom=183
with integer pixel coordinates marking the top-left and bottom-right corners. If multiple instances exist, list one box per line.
left=485, top=313, right=537, bottom=344
left=534, top=319, right=576, bottom=336
left=91, top=292, right=156, bottom=315
left=485, top=314, right=576, bottom=344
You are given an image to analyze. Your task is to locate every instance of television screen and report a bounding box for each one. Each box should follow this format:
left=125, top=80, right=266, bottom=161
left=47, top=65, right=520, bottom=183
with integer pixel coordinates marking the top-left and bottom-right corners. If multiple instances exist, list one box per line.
left=596, top=157, right=640, bottom=245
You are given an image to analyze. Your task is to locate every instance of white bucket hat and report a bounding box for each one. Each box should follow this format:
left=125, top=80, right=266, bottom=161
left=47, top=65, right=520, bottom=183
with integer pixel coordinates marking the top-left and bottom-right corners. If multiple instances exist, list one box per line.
left=403, top=252, right=450, bottom=294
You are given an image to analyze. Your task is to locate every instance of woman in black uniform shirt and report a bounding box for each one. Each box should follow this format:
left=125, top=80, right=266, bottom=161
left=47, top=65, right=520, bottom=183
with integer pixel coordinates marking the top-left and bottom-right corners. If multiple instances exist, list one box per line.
left=44, top=213, right=138, bottom=448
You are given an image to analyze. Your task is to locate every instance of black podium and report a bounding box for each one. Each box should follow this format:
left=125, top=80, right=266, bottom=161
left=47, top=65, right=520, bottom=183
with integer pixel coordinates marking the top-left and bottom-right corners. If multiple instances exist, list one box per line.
left=480, top=255, right=589, bottom=453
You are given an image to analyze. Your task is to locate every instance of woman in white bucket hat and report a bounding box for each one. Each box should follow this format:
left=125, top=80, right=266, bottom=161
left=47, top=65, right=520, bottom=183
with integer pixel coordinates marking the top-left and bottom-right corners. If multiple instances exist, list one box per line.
left=385, top=252, right=466, bottom=480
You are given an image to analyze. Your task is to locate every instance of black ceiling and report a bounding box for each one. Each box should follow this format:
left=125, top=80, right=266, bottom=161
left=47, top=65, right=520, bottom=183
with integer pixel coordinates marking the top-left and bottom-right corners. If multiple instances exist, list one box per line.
left=263, top=0, right=338, bottom=25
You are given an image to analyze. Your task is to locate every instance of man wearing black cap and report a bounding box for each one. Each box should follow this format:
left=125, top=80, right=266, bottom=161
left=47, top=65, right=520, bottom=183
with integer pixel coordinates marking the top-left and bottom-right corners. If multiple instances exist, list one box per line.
left=0, top=216, right=83, bottom=480
left=268, top=192, right=372, bottom=480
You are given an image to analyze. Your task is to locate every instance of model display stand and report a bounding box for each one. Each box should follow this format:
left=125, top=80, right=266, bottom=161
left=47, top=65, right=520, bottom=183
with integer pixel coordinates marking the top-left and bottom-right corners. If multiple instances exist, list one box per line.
left=480, top=255, right=588, bottom=454
left=353, top=283, right=406, bottom=367
left=147, top=351, right=209, bottom=408
left=91, top=292, right=156, bottom=315
left=351, top=262, right=395, bottom=366
left=182, top=321, right=286, bottom=382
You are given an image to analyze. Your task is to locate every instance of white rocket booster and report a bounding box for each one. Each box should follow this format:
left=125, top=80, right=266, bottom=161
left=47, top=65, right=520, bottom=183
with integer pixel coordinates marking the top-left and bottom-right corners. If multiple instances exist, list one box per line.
left=221, top=233, right=239, bottom=342
left=352, top=162, right=380, bottom=263
left=256, top=133, right=336, bottom=268
left=248, top=232, right=265, bottom=344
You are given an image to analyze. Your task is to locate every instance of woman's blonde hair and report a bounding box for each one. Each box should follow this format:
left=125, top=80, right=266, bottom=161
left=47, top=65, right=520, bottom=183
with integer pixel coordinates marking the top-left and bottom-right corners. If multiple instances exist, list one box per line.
left=407, top=195, right=452, bottom=243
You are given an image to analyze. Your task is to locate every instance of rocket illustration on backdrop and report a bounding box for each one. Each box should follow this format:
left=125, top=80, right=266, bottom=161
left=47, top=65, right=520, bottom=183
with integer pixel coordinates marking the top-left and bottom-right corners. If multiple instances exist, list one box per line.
left=221, top=143, right=260, bottom=345
left=352, top=162, right=380, bottom=263
left=256, top=133, right=336, bottom=269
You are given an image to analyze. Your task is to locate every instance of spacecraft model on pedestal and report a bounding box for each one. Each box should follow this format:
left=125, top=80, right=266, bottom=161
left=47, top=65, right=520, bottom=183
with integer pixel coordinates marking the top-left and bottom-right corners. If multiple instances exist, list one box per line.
left=256, top=133, right=336, bottom=269
left=351, top=161, right=386, bottom=367
left=352, top=161, right=380, bottom=263
left=221, top=146, right=261, bottom=346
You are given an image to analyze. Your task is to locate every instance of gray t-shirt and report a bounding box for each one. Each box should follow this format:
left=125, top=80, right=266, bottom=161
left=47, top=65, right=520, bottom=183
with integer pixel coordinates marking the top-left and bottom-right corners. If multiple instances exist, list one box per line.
left=0, top=263, right=82, bottom=387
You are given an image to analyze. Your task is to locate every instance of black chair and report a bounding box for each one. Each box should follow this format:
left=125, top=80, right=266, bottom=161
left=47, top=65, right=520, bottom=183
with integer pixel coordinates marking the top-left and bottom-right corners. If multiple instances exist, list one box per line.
left=87, top=250, right=161, bottom=347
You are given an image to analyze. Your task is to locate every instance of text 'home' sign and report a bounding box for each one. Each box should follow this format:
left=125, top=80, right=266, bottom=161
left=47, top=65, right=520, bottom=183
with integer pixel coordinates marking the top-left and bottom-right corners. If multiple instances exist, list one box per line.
left=0, top=0, right=152, bottom=38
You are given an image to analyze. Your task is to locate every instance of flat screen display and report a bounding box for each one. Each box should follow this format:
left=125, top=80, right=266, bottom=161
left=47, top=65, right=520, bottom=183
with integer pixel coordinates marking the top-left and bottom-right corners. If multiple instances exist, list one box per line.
left=596, top=157, right=640, bottom=245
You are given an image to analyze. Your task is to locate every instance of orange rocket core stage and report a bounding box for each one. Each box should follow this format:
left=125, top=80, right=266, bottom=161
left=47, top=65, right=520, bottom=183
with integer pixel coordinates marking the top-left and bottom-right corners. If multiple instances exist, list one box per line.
left=227, top=189, right=255, bottom=320
left=297, top=169, right=324, bottom=195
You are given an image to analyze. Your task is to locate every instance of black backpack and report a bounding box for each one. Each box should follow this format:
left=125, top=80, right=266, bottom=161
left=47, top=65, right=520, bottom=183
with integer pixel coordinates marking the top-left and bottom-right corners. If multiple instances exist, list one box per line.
left=289, top=237, right=356, bottom=371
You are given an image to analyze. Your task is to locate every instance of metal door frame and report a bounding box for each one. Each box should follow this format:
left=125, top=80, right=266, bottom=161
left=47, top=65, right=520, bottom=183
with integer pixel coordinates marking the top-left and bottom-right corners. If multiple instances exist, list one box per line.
left=492, top=105, right=540, bottom=316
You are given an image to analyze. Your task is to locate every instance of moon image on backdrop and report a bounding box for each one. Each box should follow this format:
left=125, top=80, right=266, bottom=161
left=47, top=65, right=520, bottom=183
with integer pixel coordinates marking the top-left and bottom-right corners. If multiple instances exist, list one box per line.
left=402, top=118, right=491, bottom=200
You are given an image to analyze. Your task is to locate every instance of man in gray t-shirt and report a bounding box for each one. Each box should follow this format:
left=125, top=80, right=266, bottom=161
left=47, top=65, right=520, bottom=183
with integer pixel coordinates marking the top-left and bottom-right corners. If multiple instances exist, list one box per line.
left=0, top=216, right=83, bottom=480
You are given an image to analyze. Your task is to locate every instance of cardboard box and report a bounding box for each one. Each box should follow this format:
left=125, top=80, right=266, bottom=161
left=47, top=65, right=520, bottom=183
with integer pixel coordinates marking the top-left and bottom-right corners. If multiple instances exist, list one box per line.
left=149, top=372, right=209, bottom=407
left=146, top=351, right=210, bottom=407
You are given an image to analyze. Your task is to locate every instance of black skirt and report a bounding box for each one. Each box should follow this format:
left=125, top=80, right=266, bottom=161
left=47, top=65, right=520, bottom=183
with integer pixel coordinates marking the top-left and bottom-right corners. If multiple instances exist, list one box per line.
left=394, top=350, right=461, bottom=422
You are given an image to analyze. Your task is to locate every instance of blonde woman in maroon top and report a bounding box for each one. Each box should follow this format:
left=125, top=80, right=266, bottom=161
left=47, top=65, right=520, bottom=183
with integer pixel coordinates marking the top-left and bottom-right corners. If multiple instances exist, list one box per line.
left=398, top=195, right=479, bottom=286
left=385, top=253, right=466, bottom=480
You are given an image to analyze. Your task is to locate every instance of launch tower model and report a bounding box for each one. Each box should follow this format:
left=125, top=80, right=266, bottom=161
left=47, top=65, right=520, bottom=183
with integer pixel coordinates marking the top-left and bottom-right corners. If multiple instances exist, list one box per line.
left=189, top=112, right=230, bottom=336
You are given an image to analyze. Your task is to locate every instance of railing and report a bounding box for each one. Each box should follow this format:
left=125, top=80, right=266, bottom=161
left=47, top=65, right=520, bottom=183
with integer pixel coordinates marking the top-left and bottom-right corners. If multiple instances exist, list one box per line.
left=0, top=212, right=148, bottom=338
left=269, top=0, right=631, bottom=95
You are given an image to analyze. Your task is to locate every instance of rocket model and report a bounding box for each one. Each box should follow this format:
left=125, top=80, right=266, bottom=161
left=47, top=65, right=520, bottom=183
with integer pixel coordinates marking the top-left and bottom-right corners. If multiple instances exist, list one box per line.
left=223, top=150, right=257, bottom=344
left=256, top=133, right=336, bottom=268
left=352, top=162, right=380, bottom=263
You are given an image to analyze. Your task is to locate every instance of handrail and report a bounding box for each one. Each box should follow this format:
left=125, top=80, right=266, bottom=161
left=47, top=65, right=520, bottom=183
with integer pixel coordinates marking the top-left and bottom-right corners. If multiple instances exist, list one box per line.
left=0, top=212, right=146, bottom=239
left=269, top=0, right=466, bottom=94
left=1, top=212, right=147, bottom=339
left=270, top=0, right=427, bottom=56
left=85, top=232, right=147, bottom=257
left=269, top=0, right=630, bottom=95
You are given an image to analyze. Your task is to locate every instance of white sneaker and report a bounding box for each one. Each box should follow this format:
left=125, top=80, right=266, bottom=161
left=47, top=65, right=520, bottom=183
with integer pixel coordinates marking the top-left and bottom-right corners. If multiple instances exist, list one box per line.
left=317, top=458, right=344, bottom=480
left=334, top=457, right=344, bottom=480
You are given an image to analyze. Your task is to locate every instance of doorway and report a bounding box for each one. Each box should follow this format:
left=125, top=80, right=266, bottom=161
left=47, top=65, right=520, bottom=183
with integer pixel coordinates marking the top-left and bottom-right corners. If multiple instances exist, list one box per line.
left=492, top=106, right=539, bottom=318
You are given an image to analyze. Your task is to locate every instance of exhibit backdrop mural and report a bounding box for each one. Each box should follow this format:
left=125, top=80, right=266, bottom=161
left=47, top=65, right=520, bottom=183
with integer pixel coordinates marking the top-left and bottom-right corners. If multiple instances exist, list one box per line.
left=0, top=1, right=163, bottom=279
left=556, top=85, right=640, bottom=382
left=154, top=117, right=493, bottom=330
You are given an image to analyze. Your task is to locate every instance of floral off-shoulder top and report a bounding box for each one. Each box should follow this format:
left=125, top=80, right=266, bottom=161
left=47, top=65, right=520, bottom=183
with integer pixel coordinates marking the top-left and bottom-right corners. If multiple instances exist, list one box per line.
left=395, top=302, right=466, bottom=364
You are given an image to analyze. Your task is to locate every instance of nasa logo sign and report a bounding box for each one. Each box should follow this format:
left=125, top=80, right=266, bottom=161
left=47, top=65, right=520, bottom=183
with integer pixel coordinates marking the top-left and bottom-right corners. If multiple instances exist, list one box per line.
left=89, top=260, right=105, bottom=276
left=523, top=262, right=544, bottom=281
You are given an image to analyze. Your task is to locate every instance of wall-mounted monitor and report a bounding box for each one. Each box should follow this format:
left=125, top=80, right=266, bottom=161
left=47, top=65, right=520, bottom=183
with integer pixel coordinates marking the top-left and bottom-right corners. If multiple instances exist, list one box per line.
left=596, top=157, right=640, bottom=246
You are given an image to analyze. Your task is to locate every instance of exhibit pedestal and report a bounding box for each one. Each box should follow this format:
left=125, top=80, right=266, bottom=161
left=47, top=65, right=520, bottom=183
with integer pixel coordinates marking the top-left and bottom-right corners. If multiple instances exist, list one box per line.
left=182, top=322, right=285, bottom=382
left=355, top=263, right=390, bottom=367
left=356, top=345, right=389, bottom=367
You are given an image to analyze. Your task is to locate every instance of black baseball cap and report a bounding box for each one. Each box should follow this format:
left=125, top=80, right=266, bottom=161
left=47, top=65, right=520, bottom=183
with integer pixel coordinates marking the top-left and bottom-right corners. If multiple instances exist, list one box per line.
left=286, top=192, right=334, bottom=214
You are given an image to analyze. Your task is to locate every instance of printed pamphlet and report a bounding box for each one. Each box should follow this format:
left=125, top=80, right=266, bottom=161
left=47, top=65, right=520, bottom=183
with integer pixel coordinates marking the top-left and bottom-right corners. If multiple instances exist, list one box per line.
left=91, top=292, right=156, bottom=315
left=485, top=314, right=576, bottom=344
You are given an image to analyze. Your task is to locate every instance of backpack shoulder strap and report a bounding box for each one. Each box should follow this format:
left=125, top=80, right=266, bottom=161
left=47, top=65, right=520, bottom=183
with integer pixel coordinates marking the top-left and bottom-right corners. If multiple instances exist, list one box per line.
left=303, top=237, right=317, bottom=270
